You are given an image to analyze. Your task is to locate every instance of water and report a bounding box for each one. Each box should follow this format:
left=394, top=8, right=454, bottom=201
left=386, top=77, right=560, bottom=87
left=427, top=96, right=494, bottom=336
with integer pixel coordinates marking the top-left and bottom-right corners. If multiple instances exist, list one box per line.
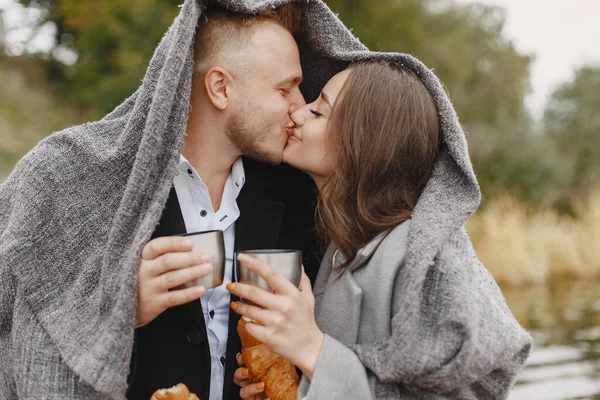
left=504, top=279, right=600, bottom=400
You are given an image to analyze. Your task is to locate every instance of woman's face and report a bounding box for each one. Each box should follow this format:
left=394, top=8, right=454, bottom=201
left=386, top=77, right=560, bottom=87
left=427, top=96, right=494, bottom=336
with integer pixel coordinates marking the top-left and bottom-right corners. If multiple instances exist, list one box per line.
left=283, top=69, right=351, bottom=182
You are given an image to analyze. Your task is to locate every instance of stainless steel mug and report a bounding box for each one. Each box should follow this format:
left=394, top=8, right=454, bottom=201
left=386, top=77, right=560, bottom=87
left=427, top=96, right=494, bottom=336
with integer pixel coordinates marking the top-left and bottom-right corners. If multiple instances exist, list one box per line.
left=181, top=230, right=225, bottom=289
left=235, top=249, right=303, bottom=292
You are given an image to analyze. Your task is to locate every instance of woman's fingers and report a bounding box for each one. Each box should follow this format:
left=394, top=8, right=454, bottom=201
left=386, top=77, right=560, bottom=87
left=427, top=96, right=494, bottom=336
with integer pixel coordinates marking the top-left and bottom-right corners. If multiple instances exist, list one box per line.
left=236, top=254, right=297, bottom=295
left=157, top=263, right=213, bottom=290
left=231, top=302, right=280, bottom=326
left=242, top=322, right=270, bottom=344
left=236, top=352, right=245, bottom=367
left=239, top=382, right=266, bottom=400
left=227, top=282, right=280, bottom=310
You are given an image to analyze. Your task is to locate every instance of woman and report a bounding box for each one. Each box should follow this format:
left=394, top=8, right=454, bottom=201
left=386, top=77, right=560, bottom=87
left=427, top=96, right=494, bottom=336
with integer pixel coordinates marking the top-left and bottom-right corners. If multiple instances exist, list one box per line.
left=226, top=59, right=532, bottom=399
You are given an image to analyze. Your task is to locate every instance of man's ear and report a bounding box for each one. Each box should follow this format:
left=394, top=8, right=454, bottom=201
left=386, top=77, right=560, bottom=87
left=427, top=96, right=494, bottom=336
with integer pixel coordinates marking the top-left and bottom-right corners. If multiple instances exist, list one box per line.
left=204, top=67, right=230, bottom=111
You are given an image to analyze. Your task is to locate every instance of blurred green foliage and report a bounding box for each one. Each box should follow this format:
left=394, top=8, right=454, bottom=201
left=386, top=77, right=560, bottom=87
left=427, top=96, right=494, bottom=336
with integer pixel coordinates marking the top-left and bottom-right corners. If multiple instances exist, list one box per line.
left=6, top=0, right=600, bottom=205
left=328, top=0, right=531, bottom=128
left=545, top=67, right=600, bottom=193
left=18, top=0, right=181, bottom=112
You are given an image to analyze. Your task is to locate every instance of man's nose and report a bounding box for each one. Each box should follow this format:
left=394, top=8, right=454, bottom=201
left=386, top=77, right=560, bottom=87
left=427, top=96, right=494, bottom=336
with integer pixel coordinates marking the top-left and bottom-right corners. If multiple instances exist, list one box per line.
left=289, top=87, right=306, bottom=114
left=290, top=107, right=305, bottom=127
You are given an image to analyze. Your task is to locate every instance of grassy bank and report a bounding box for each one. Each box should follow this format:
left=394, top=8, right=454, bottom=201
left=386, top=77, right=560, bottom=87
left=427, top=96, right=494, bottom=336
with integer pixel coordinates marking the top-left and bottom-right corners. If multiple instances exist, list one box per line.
left=468, top=190, right=600, bottom=287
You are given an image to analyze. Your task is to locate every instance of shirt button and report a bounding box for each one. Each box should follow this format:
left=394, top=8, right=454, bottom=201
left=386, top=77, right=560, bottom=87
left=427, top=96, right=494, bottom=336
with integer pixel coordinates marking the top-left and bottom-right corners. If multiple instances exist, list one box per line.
left=187, top=329, right=203, bottom=345
left=209, top=310, right=215, bottom=319
left=187, top=168, right=193, bottom=175
left=200, top=210, right=208, bottom=217
left=220, top=356, right=226, bottom=367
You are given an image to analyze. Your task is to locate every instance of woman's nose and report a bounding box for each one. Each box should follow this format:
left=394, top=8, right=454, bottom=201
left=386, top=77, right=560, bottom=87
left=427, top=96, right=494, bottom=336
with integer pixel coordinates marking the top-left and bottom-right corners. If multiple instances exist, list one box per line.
left=290, top=107, right=305, bottom=127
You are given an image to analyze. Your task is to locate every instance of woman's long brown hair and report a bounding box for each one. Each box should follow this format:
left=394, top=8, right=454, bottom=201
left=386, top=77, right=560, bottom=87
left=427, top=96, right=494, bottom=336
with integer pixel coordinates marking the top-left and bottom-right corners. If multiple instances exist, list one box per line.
left=317, top=60, right=441, bottom=267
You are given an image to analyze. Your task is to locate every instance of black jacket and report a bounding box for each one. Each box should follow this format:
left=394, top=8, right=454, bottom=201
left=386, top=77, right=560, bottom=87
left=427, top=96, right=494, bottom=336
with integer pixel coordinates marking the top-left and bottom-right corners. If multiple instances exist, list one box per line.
left=127, top=158, right=320, bottom=400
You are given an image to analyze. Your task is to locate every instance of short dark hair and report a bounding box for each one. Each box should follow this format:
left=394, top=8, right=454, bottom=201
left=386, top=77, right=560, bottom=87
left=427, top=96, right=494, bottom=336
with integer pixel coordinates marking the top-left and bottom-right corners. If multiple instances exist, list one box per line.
left=193, top=4, right=301, bottom=78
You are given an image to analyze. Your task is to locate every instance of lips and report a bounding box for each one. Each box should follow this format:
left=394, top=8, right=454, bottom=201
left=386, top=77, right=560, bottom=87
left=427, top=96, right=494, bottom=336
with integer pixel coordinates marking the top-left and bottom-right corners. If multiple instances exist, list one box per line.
left=286, top=125, right=301, bottom=142
left=288, top=131, right=301, bottom=142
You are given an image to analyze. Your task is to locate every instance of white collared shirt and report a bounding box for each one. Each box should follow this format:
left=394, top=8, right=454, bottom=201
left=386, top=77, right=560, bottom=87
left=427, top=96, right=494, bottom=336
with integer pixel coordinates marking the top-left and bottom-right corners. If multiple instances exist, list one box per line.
left=173, top=154, right=245, bottom=400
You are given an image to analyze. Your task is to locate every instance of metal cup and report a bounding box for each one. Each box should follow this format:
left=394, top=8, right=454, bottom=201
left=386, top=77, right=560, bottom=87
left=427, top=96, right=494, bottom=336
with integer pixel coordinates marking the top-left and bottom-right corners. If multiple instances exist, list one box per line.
left=181, top=230, right=225, bottom=289
left=235, top=249, right=303, bottom=292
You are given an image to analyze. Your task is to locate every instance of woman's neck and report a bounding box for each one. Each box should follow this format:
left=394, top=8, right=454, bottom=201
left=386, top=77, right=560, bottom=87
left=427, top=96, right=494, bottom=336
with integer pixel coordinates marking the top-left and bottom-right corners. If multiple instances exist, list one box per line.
left=308, top=173, right=326, bottom=192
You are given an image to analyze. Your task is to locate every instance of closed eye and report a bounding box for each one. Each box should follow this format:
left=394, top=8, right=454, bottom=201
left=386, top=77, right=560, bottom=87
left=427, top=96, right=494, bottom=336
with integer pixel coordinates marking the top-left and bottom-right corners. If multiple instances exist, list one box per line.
left=310, top=109, right=323, bottom=117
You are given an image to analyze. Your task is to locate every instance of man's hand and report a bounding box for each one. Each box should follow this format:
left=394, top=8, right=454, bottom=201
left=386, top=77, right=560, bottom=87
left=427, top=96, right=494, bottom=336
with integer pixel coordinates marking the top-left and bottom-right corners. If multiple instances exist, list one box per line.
left=136, top=236, right=213, bottom=328
left=234, top=353, right=267, bottom=400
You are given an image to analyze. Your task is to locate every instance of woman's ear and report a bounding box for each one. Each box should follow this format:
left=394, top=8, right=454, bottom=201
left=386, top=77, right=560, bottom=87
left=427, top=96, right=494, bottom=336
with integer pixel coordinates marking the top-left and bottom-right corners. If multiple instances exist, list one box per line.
left=204, top=66, right=230, bottom=111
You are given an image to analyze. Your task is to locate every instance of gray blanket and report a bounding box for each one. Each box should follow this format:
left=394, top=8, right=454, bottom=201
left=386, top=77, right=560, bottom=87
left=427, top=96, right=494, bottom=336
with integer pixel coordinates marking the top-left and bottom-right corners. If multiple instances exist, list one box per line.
left=0, top=0, right=530, bottom=398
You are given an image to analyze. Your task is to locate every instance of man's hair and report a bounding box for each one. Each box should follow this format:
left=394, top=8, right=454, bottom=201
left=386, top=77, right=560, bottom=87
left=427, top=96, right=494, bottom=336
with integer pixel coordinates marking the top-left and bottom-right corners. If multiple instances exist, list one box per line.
left=192, top=4, right=301, bottom=84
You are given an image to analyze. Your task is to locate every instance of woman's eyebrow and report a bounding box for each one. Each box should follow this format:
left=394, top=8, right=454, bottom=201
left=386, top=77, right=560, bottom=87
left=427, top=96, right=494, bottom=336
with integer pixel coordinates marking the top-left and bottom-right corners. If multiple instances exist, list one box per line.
left=321, top=92, right=332, bottom=108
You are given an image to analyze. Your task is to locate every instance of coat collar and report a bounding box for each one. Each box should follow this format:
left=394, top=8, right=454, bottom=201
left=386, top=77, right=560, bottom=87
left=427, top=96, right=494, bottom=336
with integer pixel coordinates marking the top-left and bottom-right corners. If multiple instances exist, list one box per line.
left=313, top=230, right=390, bottom=296
left=312, top=230, right=391, bottom=347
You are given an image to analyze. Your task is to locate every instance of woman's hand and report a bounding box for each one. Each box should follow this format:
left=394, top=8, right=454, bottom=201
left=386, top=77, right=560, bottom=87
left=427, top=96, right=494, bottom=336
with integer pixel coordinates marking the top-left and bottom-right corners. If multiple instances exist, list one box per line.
left=233, top=353, right=267, bottom=400
left=227, top=254, right=324, bottom=380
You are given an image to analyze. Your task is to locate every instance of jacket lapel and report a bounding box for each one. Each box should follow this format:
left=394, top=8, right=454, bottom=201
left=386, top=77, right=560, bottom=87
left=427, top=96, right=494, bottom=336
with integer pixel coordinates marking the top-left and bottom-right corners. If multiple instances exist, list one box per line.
left=233, top=170, right=285, bottom=252
left=150, top=187, right=209, bottom=335
left=150, top=186, right=186, bottom=239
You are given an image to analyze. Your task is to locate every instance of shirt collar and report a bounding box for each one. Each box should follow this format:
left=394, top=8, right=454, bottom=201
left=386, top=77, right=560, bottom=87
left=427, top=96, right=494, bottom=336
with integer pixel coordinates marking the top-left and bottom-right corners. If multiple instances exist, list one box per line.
left=178, top=154, right=246, bottom=199
left=230, top=157, right=246, bottom=198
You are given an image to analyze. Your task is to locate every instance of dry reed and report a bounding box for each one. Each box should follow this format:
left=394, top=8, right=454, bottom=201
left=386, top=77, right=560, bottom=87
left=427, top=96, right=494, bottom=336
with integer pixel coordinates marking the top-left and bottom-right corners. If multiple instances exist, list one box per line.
left=467, top=189, right=600, bottom=287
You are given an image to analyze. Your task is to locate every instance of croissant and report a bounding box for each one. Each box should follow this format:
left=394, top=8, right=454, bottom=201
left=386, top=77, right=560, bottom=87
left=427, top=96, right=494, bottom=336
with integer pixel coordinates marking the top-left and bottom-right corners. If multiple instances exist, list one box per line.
left=149, top=383, right=200, bottom=400
left=238, top=317, right=299, bottom=400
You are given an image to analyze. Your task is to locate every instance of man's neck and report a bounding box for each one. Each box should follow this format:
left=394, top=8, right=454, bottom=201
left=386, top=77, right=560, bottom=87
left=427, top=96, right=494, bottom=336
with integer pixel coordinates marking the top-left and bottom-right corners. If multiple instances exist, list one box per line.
left=182, top=122, right=240, bottom=212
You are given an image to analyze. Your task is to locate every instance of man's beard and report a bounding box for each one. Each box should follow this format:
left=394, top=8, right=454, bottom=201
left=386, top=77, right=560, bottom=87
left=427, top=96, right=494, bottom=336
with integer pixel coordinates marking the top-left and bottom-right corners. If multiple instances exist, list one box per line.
left=225, top=109, right=283, bottom=165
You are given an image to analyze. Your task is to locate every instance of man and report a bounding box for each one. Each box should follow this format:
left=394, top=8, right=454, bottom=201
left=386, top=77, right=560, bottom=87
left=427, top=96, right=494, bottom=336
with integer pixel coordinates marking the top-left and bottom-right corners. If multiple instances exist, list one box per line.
left=0, top=0, right=376, bottom=398
left=126, top=5, right=317, bottom=400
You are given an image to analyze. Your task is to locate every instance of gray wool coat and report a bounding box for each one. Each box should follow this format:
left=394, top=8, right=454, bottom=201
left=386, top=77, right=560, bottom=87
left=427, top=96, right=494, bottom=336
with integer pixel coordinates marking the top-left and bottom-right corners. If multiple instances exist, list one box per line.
left=298, top=222, right=531, bottom=399
left=0, top=0, right=531, bottom=398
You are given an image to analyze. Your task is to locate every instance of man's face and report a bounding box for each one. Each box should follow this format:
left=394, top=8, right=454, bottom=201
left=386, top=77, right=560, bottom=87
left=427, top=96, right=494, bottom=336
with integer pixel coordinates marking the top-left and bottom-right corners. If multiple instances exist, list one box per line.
left=226, top=22, right=305, bottom=165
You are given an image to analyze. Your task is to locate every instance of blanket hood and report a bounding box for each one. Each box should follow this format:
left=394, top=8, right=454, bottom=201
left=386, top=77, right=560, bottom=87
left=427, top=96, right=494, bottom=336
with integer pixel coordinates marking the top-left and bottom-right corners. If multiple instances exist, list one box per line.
left=0, top=0, right=480, bottom=398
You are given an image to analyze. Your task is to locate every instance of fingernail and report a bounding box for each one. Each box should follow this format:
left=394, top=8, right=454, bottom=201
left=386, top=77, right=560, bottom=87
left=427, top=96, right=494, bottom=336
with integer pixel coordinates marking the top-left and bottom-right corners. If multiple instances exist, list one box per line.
left=256, top=382, right=265, bottom=391
left=230, top=301, right=238, bottom=311
left=182, top=239, right=193, bottom=248
left=226, top=283, right=235, bottom=292
left=241, top=368, right=250, bottom=377
left=199, top=253, right=211, bottom=263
